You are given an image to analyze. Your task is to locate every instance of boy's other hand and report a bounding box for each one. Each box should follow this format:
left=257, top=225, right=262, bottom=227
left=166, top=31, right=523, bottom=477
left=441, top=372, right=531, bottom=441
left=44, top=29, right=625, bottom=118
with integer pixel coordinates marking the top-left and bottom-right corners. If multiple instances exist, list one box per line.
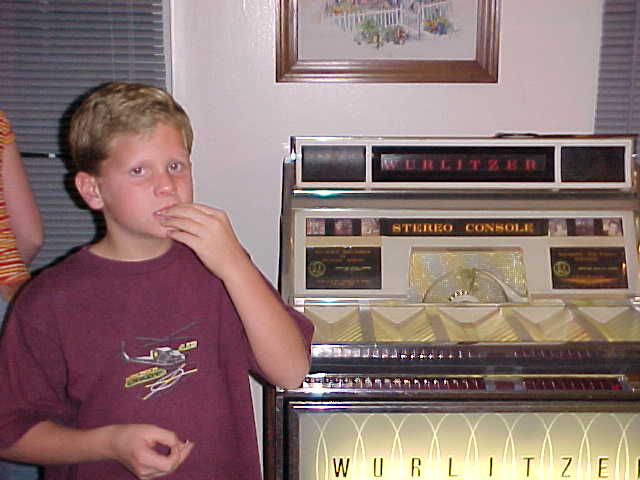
left=108, top=424, right=194, bottom=479
left=157, top=203, right=249, bottom=280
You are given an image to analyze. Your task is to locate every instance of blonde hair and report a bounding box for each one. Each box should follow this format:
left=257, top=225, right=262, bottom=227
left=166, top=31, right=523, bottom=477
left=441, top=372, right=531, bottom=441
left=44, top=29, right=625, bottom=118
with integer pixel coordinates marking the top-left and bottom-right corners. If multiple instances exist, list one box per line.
left=69, top=82, right=193, bottom=174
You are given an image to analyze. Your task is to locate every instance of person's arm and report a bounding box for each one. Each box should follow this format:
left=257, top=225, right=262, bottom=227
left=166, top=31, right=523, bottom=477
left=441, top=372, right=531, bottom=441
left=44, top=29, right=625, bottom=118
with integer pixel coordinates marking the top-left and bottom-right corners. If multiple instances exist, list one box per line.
left=0, top=420, right=193, bottom=480
left=159, top=204, right=310, bottom=390
left=2, top=140, right=43, bottom=266
left=218, top=250, right=310, bottom=389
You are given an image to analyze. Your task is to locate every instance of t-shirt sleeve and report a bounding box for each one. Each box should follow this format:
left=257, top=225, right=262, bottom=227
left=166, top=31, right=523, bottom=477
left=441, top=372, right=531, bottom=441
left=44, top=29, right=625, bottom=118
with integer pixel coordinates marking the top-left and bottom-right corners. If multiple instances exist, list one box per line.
left=0, top=290, right=75, bottom=450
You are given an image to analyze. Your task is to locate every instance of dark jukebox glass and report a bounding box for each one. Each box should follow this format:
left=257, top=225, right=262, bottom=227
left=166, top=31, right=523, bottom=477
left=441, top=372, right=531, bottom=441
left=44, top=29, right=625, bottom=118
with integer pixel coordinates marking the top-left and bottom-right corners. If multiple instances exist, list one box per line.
left=372, top=146, right=555, bottom=182
left=561, top=146, right=625, bottom=182
left=301, top=145, right=366, bottom=182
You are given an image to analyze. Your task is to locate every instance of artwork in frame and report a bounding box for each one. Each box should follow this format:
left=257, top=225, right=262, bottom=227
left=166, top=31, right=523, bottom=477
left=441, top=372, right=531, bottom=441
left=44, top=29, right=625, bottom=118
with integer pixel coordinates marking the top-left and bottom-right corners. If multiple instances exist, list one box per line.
left=276, top=0, right=500, bottom=83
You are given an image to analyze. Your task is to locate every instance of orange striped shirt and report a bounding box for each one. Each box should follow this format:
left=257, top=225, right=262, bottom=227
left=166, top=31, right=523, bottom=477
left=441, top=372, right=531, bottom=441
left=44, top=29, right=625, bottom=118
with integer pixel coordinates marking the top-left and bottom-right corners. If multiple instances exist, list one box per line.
left=0, top=111, right=30, bottom=285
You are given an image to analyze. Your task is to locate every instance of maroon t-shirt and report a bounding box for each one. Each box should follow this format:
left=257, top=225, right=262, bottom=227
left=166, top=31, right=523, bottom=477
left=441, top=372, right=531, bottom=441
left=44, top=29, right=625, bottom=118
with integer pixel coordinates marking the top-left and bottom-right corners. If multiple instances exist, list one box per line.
left=0, top=242, right=313, bottom=479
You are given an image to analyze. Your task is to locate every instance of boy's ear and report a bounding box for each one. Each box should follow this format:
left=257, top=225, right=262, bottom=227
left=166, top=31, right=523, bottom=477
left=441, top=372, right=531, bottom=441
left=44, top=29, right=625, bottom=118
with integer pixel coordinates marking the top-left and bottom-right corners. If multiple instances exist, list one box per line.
left=75, top=172, right=104, bottom=210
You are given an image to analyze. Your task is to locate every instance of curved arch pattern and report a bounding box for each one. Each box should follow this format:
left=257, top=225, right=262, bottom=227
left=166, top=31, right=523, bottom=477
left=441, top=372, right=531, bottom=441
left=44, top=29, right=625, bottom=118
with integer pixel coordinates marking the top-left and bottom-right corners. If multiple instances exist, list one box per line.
left=299, top=411, right=640, bottom=479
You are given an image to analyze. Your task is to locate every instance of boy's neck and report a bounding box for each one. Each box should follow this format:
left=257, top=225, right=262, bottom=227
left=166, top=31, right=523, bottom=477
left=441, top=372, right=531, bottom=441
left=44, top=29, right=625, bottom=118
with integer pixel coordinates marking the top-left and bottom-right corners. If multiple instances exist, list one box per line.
left=88, top=236, right=173, bottom=262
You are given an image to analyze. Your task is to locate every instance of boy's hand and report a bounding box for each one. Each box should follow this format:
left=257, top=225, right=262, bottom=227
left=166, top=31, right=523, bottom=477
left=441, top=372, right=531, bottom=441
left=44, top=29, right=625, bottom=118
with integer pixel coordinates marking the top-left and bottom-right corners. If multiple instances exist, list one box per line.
left=108, top=424, right=193, bottom=479
left=157, top=203, right=249, bottom=280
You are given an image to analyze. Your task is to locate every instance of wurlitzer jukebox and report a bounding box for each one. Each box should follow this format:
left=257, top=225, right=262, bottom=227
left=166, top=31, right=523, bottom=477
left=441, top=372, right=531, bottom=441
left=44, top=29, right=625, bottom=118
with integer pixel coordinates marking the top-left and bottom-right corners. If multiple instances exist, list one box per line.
left=264, top=135, right=640, bottom=480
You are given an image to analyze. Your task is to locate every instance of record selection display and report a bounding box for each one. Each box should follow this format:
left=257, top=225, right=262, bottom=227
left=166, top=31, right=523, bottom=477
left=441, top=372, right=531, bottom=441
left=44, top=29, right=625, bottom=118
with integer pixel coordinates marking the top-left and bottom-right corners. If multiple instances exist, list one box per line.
left=304, top=216, right=628, bottom=293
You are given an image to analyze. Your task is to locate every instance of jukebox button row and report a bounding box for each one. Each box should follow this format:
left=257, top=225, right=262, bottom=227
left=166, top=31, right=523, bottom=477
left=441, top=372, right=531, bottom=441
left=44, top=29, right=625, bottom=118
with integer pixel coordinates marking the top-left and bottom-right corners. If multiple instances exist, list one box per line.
left=513, top=348, right=594, bottom=360
left=522, top=377, right=622, bottom=391
left=302, top=375, right=625, bottom=392
left=312, top=346, right=478, bottom=361
left=314, top=347, right=600, bottom=362
left=304, top=376, right=486, bottom=391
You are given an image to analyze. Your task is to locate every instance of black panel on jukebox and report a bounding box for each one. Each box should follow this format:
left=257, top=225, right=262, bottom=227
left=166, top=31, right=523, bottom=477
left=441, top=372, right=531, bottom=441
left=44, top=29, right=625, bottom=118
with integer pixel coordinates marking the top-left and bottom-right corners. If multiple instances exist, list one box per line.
left=301, top=145, right=366, bottom=182
left=561, top=146, right=625, bottom=182
left=372, top=146, right=555, bottom=182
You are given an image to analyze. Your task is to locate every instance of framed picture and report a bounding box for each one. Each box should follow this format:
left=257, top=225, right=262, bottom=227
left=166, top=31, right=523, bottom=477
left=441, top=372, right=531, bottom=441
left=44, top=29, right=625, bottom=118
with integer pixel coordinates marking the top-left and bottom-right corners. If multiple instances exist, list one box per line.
left=276, top=0, right=500, bottom=83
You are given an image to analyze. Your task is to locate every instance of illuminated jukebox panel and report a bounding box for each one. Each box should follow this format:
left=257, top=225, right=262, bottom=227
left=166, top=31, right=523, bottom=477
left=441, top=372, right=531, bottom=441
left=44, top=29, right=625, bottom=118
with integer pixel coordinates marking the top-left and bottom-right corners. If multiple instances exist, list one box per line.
left=264, top=136, right=640, bottom=480
left=287, top=401, right=640, bottom=480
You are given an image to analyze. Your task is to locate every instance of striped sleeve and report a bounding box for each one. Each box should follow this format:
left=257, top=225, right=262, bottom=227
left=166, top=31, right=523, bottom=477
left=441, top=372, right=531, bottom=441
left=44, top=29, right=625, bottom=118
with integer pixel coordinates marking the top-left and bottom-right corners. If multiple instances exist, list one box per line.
left=0, top=111, right=29, bottom=285
left=0, top=111, right=16, bottom=145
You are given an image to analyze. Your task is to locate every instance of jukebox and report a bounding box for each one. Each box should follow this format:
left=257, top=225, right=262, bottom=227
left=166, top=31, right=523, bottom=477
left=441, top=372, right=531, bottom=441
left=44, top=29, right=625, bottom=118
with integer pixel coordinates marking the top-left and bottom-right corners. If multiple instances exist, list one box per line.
left=264, top=135, right=640, bottom=480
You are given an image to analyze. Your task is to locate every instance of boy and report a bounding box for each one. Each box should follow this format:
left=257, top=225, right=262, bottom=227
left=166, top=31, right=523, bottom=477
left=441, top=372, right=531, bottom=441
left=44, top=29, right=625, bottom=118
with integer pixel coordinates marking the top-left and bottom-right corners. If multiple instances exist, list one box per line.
left=0, top=82, right=313, bottom=479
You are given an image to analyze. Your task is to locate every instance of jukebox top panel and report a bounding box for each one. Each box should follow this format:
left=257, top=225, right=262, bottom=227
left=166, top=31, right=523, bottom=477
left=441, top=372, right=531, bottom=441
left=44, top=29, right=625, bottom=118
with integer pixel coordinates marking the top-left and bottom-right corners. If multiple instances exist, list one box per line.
left=291, top=135, right=636, bottom=190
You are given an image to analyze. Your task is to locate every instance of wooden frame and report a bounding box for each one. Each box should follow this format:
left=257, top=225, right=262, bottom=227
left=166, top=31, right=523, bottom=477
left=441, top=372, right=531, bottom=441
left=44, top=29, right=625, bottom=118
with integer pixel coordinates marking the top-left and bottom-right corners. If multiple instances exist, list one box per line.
left=276, top=0, right=500, bottom=83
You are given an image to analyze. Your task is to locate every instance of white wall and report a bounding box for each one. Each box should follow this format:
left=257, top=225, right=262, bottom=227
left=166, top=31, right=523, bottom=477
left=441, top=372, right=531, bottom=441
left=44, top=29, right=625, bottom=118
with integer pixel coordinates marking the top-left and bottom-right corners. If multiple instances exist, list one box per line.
left=171, top=0, right=603, bottom=279
left=170, top=0, right=603, bottom=464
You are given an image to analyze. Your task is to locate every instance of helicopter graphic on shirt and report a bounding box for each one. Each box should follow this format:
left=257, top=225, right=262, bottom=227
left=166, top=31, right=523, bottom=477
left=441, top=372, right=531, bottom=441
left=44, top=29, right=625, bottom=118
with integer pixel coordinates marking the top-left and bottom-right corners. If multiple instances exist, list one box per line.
left=120, top=321, right=200, bottom=400
left=120, top=321, right=198, bottom=367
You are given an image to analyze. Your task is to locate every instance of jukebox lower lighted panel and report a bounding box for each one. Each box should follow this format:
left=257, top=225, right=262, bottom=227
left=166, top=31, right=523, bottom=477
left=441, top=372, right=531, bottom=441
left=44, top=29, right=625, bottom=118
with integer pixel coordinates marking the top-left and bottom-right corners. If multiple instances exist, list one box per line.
left=264, top=135, right=640, bottom=480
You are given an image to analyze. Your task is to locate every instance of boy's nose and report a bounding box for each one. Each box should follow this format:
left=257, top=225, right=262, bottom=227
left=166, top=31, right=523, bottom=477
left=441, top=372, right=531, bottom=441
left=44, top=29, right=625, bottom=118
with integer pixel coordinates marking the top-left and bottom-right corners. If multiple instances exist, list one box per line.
left=155, top=173, right=177, bottom=196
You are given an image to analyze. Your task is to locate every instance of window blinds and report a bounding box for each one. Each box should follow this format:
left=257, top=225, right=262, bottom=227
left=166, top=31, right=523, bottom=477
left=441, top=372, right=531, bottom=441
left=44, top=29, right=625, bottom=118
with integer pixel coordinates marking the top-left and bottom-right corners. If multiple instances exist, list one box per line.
left=595, top=0, right=640, bottom=140
left=0, top=0, right=168, bottom=272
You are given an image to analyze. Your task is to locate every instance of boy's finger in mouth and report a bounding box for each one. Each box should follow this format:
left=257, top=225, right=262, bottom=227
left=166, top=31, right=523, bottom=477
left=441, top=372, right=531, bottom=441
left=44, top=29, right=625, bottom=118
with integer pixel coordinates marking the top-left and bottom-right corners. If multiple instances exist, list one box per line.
left=154, top=204, right=177, bottom=217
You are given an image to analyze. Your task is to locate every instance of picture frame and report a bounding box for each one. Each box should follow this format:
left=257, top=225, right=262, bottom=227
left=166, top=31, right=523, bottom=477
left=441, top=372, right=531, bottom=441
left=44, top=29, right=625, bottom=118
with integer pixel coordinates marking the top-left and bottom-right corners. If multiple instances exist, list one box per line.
left=276, top=0, right=500, bottom=83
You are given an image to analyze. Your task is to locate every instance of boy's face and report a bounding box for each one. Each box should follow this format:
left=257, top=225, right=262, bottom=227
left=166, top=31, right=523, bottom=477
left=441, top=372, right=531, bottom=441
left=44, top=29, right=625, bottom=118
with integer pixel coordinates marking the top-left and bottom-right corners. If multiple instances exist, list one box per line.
left=76, top=122, right=193, bottom=254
